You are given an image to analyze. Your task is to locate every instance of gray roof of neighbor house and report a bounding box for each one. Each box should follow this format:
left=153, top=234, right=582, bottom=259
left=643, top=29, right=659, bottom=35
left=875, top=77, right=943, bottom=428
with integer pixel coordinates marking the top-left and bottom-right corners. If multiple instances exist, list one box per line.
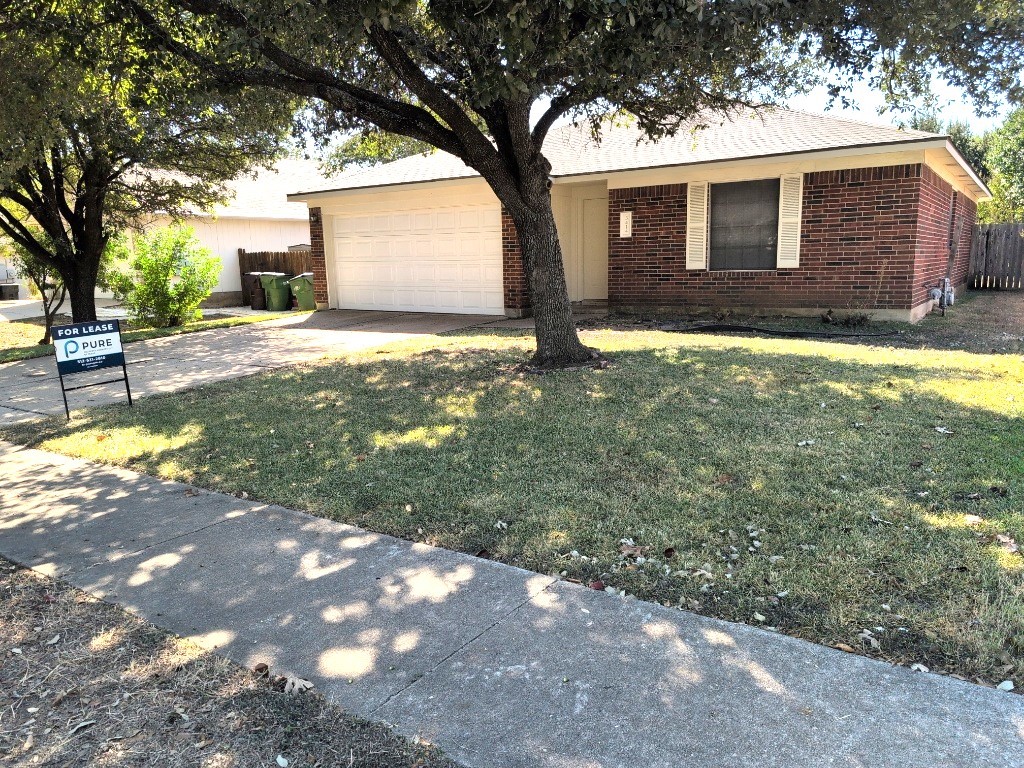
left=288, top=108, right=946, bottom=196
left=205, top=158, right=342, bottom=220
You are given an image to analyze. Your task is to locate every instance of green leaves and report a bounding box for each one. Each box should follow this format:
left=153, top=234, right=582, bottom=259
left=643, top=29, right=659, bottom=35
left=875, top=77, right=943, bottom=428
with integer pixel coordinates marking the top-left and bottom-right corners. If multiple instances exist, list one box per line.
left=108, top=225, right=221, bottom=327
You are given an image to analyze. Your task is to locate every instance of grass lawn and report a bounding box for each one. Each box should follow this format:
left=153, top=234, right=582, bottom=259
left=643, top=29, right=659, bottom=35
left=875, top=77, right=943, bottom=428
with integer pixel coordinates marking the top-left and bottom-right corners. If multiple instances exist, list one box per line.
left=0, top=312, right=295, bottom=364
left=3, top=321, right=1022, bottom=687
left=1, top=559, right=458, bottom=767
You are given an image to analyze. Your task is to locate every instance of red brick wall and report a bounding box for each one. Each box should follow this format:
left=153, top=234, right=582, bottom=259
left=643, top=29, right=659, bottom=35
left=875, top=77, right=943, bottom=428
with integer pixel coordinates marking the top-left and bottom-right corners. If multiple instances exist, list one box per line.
left=308, top=207, right=328, bottom=306
left=501, top=209, right=530, bottom=311
left=952, top=191, right=978, bottom=288
left=911, top=167, right=979, bottom=303
left=606, top=165, right=926, bottom=312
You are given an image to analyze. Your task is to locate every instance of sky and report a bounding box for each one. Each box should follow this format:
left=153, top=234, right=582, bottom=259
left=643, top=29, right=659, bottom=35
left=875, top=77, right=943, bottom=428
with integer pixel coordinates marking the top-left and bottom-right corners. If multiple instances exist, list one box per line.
left=785, top=77, right=1011, bottom=133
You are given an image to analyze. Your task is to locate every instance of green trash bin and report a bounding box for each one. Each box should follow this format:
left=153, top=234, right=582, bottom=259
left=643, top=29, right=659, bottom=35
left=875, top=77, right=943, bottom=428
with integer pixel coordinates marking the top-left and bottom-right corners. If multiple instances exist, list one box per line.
left=259, top=272, right=293, bottom=311
left=288, top=272, right=316, bottom=310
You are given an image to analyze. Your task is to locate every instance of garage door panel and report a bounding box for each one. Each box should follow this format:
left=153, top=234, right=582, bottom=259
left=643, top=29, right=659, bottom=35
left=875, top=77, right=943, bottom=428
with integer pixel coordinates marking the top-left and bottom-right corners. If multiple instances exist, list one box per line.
left=333, top=203, right=502, bottom=314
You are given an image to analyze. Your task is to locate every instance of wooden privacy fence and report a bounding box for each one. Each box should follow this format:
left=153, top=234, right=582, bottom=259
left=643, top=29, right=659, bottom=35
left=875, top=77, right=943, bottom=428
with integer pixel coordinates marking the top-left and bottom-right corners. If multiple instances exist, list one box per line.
left=969, top=223, right=1024, bottom=289
left=237, top=249, right=312, bottom=304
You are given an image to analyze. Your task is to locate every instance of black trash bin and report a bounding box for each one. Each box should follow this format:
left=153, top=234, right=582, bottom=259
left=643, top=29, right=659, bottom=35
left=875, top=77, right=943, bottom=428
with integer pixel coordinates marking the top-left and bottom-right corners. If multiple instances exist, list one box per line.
left=243, top=272, right=267, bottom=310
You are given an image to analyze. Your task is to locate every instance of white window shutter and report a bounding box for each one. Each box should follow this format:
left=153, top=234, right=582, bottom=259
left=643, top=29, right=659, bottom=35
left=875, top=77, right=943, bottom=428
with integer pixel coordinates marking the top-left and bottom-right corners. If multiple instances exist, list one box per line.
left=686, top=181, right=709, bottom=270
left=777, top=174, right=803, bottom=268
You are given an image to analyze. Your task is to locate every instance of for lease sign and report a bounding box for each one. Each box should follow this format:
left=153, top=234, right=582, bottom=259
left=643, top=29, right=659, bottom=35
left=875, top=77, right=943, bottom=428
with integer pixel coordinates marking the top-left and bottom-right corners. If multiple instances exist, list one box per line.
left=53, top=320, right=125, bottom=375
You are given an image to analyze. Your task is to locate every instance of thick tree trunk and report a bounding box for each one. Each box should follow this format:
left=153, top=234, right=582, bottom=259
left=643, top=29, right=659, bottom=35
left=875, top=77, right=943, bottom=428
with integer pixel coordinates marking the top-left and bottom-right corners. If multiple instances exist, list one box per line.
left=64, top=261, right=100, bottom=323
left=509, top=203, right=595, bottom=367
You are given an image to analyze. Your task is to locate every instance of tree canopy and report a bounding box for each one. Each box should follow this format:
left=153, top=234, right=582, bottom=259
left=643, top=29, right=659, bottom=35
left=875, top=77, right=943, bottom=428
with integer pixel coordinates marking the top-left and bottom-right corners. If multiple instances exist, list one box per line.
left=321, top=129, right=432, bottom=174
left=983, top=107, right=1024, bottom=222
left=0, top=0, right=295, bottom=320
left=120, top=0, right=1024, bottom=364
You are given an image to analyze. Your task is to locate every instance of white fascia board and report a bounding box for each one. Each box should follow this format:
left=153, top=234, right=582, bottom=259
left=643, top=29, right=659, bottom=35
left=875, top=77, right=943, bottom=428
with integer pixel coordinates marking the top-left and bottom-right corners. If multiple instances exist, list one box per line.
left=287, top=175, right=485, bottom=204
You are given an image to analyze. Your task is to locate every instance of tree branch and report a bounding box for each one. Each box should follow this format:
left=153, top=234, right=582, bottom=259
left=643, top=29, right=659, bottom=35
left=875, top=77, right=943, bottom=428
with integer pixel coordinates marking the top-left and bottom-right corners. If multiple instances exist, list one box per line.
left=125, top=0, right=467, bottom=158
left=0, top=203, right=61, bottom=270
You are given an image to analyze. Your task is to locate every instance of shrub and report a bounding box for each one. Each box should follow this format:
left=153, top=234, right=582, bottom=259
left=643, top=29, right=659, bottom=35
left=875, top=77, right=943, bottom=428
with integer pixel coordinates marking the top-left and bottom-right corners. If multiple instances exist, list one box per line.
left=108, top=226, right=219, bottom=328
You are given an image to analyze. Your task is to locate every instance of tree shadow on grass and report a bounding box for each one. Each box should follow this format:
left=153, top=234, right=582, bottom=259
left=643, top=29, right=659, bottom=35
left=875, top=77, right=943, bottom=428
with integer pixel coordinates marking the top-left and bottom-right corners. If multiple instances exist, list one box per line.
left=4, top=332, right=1023, bottom=684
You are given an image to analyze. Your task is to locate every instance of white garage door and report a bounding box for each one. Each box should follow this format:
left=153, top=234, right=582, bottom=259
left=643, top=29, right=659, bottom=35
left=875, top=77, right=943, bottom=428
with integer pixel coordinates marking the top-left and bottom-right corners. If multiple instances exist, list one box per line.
left=333, top=204, right=504, bottom=314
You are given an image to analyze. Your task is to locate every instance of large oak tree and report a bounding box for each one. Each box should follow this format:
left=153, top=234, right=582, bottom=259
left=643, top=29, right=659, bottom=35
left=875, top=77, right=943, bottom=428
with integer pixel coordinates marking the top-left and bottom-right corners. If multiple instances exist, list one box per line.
left=0, top=2, right=294, bottom=321
left=125, top=0, right=1022, bottom=366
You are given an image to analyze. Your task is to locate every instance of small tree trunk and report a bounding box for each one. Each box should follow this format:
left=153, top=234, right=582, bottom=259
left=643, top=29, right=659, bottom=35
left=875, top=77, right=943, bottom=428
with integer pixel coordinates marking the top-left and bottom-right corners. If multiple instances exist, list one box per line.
left=508, top=199, right=595, bottom=368
left=40, top=286, right=66, bottom=344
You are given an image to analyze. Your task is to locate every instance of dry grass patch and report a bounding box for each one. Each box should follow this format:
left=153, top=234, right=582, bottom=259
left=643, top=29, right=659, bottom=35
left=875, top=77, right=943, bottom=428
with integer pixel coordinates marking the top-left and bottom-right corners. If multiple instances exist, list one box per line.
left=0, top=560, right=459, bottom=767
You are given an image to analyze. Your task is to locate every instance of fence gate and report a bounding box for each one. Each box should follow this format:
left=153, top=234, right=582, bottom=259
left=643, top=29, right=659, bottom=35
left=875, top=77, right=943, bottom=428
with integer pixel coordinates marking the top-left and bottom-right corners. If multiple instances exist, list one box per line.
left=970, top=223, right=1024, bottom=289
left=237, top=249, right=313, bottom=304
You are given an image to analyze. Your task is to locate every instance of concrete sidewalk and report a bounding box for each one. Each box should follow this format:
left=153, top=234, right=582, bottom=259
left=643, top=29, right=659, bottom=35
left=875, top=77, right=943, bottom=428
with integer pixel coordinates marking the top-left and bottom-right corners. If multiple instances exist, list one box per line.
left=1, top=441, right=1021, bottom=767
left=0, top=310, right=494, bottom=424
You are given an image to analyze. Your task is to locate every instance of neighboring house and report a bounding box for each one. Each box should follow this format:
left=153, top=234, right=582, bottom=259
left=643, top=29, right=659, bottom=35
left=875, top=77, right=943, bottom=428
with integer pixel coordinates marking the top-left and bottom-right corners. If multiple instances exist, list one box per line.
left=98, top=158, right=336, bottom=306
left=288, top=108, right=988, bottom=322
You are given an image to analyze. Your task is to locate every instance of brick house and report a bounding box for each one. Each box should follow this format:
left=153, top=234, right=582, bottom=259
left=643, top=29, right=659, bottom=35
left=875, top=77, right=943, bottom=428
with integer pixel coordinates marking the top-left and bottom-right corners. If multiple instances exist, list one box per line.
left=289, top=109, right=988, bottom=322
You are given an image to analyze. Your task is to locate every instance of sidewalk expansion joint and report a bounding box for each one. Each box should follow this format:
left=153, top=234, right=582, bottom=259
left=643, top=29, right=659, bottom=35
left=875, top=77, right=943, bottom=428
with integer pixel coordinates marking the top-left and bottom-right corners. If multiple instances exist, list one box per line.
left=367, top=579, right=556, bottom=717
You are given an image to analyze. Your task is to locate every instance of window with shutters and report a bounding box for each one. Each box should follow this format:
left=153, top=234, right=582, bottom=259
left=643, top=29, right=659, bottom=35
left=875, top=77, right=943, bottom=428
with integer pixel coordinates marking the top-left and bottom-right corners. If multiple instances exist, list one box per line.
left=708, top=179, right=780, bottom=270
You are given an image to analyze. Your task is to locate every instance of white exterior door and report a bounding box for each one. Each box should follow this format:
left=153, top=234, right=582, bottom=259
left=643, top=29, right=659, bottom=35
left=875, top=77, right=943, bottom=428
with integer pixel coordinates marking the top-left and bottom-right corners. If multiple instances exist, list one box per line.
left=332, top=204, right=504, bottom=314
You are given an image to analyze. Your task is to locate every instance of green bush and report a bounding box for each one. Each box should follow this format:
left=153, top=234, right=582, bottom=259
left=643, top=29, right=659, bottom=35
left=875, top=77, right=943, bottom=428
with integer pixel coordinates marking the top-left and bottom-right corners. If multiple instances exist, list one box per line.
left=108, top=226, right=220, bottom=328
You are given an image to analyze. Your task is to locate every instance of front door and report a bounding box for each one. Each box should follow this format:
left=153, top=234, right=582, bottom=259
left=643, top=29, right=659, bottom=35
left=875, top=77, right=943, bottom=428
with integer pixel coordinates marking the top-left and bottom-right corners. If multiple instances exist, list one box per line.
left=581, top=195, right=609, bottom=301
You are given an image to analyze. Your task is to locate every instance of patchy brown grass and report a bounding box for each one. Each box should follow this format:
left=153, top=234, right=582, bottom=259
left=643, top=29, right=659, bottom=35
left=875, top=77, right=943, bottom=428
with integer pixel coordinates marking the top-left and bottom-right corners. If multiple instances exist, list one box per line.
left=0, top=559, right=459, bottom=768
left=587, top=290, right=1024, bottom=355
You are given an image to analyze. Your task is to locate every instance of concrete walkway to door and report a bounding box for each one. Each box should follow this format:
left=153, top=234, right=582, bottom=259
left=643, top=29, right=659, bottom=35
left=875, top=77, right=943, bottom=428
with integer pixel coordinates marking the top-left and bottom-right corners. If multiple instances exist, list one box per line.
left=0, top=310, right=496, bottom=424
left=0, top=440, right=1021, bottom=768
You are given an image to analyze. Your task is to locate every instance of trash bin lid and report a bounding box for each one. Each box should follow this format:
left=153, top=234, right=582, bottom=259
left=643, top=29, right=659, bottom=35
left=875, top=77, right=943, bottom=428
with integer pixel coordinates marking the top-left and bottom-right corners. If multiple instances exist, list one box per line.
left=288, top=272, right=314, bottom=282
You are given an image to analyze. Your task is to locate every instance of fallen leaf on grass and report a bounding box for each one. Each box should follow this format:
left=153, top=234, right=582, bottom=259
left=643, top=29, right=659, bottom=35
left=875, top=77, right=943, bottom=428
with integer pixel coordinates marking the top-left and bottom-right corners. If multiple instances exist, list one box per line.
left=834, top=643, right=857, bottom=653
left=283, top=676, right=314, bottom=695
left=46, top=634, right=60, bottom=645
left=619, top=543, right=647, bottom=558
left=963, top=514, right=984, bottom=526
left=96, top=434, right=108, bottom=442
left=588, top=580, right=605, bottom=591
left=934, top=426, right=954, bottom=434
left=996, top=534, right=1020, bottom=555
left=910, top=663, right=930, bottom=673
left=857, top=630, right=881, bottom=649
left=69, top=720, right=96, bottom=735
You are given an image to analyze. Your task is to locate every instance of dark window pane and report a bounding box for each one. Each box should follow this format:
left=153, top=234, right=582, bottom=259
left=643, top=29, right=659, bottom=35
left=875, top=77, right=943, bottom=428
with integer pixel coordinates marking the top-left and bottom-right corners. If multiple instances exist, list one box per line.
left=709, top=179, right=780, bottom=270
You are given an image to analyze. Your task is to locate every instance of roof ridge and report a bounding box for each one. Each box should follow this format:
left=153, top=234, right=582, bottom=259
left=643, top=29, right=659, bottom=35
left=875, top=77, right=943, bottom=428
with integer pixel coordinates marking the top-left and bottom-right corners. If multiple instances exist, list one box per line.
left=781, top=106, right=942, bottom=138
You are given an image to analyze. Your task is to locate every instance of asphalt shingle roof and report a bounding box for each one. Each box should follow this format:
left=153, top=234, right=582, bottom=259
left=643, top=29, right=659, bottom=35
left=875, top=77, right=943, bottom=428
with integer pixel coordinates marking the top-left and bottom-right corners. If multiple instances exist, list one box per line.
left=209, top=158, right=343, bottom=219
left=292, top=108, right=941, bottom=195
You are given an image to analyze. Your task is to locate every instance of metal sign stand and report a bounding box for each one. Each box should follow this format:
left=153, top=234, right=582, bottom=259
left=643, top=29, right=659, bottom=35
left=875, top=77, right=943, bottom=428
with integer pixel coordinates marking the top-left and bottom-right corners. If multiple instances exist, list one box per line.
left=53, top=319, right=134, bottom=420
left=56, top=357, right=133, bottom=420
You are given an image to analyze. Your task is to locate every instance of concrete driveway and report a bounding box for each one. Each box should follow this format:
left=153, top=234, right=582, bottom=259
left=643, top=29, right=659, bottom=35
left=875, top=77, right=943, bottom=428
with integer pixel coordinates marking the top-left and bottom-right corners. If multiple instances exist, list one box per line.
left=0, top=310, right=497, bottom=424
